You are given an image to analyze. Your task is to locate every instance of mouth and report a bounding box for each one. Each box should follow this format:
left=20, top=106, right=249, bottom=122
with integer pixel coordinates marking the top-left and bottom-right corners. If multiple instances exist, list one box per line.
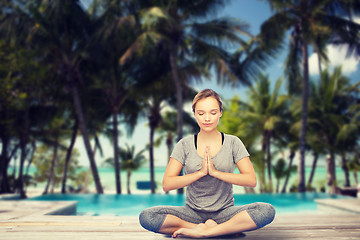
left=203, top=123, right=212, bottom=127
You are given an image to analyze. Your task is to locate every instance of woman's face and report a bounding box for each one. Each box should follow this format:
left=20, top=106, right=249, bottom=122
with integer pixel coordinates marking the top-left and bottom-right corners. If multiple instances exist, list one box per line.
left=194, top=97, right=222, bottom=132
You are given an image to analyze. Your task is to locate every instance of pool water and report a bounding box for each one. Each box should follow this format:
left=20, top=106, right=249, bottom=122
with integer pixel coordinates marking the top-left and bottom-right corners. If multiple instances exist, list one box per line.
left=28, top=192, right=348, bottom=216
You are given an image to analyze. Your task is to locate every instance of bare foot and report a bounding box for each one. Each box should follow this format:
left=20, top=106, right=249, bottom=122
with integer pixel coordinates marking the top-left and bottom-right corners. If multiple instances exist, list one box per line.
left=172, top=219, right=219, bottom=238
left=172, top=222, right=208, bottom=238
left=204, top=219, right=217, bottom=227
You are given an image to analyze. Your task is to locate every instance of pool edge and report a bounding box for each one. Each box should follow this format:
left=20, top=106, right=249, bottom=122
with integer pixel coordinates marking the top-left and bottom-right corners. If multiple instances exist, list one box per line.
left=315, top=198, right=360, bottom=214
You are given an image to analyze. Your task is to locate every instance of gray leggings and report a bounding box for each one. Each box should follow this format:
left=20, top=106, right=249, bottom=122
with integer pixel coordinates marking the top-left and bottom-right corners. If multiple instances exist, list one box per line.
left=139, top=202, right=275, bottom=233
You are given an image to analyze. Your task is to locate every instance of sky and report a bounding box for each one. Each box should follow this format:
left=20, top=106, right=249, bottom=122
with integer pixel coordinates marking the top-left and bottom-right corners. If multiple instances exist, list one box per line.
left=76, top=0, right=360, bottom=168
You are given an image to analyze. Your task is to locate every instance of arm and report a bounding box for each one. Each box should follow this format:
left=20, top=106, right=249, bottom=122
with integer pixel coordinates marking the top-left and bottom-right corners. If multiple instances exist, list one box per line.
left=209, top=156, right=257, bottom=187
left=162, top=156, right=208, bottom=192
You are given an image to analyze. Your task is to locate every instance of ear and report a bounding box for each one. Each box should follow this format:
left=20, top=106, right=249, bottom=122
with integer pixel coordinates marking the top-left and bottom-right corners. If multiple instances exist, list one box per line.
left=219, top=111, right=223, bottom=117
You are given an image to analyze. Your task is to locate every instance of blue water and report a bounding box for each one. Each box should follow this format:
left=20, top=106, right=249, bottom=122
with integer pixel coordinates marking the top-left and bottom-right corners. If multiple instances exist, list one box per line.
left=14, top=166, right=359, bottom=194
left=28, top=192, right=348, bottom=216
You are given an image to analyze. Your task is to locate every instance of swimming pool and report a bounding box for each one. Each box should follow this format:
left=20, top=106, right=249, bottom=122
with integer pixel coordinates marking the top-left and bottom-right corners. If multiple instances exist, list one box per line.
left=28, top=192, right=348, bottom=216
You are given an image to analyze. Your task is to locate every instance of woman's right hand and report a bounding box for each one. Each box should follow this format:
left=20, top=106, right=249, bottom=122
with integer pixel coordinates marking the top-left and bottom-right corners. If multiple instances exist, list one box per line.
left=199, top=146, right=210, bottom=177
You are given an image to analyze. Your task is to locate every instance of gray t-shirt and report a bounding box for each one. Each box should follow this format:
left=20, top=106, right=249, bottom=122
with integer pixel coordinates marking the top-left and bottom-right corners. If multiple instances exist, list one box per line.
left=170, top=133, right=250, bottom=212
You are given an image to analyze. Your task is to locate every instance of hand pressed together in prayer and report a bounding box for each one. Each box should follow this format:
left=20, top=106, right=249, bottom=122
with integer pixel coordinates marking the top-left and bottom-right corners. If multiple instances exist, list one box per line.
left=199, top=146, right=218, bottom=177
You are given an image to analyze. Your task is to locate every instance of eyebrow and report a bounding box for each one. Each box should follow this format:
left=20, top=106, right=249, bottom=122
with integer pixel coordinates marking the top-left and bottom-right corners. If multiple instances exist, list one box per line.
left=196, top=109, right=219, bottom=112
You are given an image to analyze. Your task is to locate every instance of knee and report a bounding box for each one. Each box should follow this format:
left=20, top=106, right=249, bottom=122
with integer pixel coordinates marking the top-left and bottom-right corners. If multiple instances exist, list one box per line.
left=262, top=203, right=276, bottom=223
left=247, top=202, right=275, bottom=229
left=139, top=207, right=165, bottom=233
left=139, top=208, right=153, bottom=231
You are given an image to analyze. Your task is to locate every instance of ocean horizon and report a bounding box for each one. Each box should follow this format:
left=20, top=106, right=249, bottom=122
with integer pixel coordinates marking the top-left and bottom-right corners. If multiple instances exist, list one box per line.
left=16, top=166, right=359, bottom=195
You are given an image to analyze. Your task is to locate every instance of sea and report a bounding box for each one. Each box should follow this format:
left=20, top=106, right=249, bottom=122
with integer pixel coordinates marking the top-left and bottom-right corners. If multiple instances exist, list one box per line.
left=16, top=166, right=359, bottom=194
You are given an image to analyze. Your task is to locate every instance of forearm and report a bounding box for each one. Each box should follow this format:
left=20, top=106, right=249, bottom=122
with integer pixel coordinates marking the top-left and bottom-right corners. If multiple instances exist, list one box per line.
left=211, top=170, right=257, bottom=188
left=163, top=171, right=204, bottom=192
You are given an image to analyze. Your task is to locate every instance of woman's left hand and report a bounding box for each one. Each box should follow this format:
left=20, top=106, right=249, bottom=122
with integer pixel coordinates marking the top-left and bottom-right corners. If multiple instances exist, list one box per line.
left=207, top=148, right=218, bottom=177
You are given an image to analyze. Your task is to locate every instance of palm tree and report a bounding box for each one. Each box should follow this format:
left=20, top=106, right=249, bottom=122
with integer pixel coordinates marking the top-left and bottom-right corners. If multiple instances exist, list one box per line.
left=218, top=96, right=265, bottom=192
left=271, top=100, right=299, bottom=193
left=156, top=111, right=177, bottom=162
left=157, top=110, right=199, bottom=163
left=0, top=37, right=56, bottom=197
left=144, top=85, right=198, bottom=194
left=262, top=0, right=360, bottom=192
left=305, top=133, right=326, bottom=189
left=0, top=43, right=27, bottom=194
left=335, top=101, right=360, bottom=187
left=121, top=0, right=259, bottom=142
left=348, top=154, right=360, bottom=185
left=41, top=117, right=65, bottom=195
left=61, top=117, right=78, bottom=194
left=33, top=142, right=83, bottom=194
left=104, top=144, right=146, bottom=194
left=241, top=74, right=288, bottom=191
left=0, top=0, right=105, bottom=193
left=308, top=67, right=358, bottom=193
left=273, top=158, right=297, bottom=193
left=88, top=0, right=166, bottom=194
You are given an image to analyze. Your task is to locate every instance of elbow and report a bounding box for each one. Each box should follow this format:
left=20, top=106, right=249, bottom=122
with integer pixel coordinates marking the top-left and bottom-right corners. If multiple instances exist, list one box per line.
left=248, top=175, right=257, bottom=188
left=162, top=179, right=171, bottom=192
left=162, top=184, right=170, bottom=193
left=163, top=184, right=174, bottom=193
left=249, top=180, right=257, bottom=188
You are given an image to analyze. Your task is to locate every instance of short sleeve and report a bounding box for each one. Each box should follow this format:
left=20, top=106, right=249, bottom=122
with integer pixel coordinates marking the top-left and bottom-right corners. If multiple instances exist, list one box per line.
left=232, top=136, right=250, bottom=163
left=170, top=139, right=186, bottom=165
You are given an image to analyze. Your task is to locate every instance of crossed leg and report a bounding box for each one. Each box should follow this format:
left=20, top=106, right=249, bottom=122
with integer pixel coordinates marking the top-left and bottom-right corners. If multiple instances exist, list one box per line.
left=157, top=214, right=198, bottom=235
left=139, top=203, right=275, bottom=238
left=160, top=210, right=257, bottom=238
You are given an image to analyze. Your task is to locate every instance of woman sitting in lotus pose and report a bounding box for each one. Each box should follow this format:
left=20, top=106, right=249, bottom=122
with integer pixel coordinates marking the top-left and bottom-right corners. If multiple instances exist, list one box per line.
left=139, top=89, right=275, bottom=238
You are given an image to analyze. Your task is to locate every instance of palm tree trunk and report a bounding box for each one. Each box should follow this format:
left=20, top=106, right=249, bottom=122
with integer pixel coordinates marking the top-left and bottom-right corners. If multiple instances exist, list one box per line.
left=261, top=131, right=267, bottom=191
left=10, top=145, right=19, bottom=182
left=169, top=49, right=184, bottom=141
left=307, top=152, right=318, bottom=187
left=127, top=169, right=131, bottom=194
left=80, top=168, right=91, bottom=193
left=340, top=152, right=350, bottom=187
left=71, top=84, right=103, bottom=193
left=61, top=119, right=78, bottom=194
left=18, top=143, right=27, bottom=199
left=298, top=41, right=309, bottom=193
left=326, top=151, right=337, bottom=194
left=0, top=136, right=11, bottom=193
left=149, top=125, right=156, bottom=194
left=25, top=141, right=36, bottom=177
left=353, top=172, right=358, bottom=185
left=281, top=150, right=295, bottom=193
left=113, top=111, right=122, bottom=194
left=166, top=132, right=173, bottom=161
left=169, top=46, right=184, bottom=194
left=43, top=143, right=58, bottom=195
left=164, top=132, right=173, bottom=194
left=266, top=131, right=273, bottom=191
left=18, top=104, right=30, bottom=199
left=317, top=49, right=322, bottom=74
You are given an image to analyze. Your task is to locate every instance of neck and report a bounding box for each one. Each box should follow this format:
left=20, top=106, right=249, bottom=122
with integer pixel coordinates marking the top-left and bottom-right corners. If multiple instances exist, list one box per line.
left=199, top=129, right=220, bottom=138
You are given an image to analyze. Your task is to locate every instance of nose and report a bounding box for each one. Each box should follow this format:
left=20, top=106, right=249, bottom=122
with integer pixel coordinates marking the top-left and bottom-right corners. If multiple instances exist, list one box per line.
left=205, top=114, right=211, bottom=121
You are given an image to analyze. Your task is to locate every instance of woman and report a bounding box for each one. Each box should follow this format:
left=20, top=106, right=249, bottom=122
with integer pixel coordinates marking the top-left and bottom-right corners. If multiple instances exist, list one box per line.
left=139, top=89, right=275, bottom=238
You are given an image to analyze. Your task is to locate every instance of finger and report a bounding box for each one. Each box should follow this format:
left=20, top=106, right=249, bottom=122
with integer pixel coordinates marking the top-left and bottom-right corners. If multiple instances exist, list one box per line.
left=172, top=229, right=182, bottom=238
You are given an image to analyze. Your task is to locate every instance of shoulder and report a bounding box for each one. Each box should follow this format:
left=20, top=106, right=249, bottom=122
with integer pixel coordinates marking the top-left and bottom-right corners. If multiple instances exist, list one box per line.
left=223, top=133, right=241, bottom=142
left=223, top=133, right=247, bottom=147
left=175, top=135, right=194, bottom=148
left=178, top=135, right=194, bottom=143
